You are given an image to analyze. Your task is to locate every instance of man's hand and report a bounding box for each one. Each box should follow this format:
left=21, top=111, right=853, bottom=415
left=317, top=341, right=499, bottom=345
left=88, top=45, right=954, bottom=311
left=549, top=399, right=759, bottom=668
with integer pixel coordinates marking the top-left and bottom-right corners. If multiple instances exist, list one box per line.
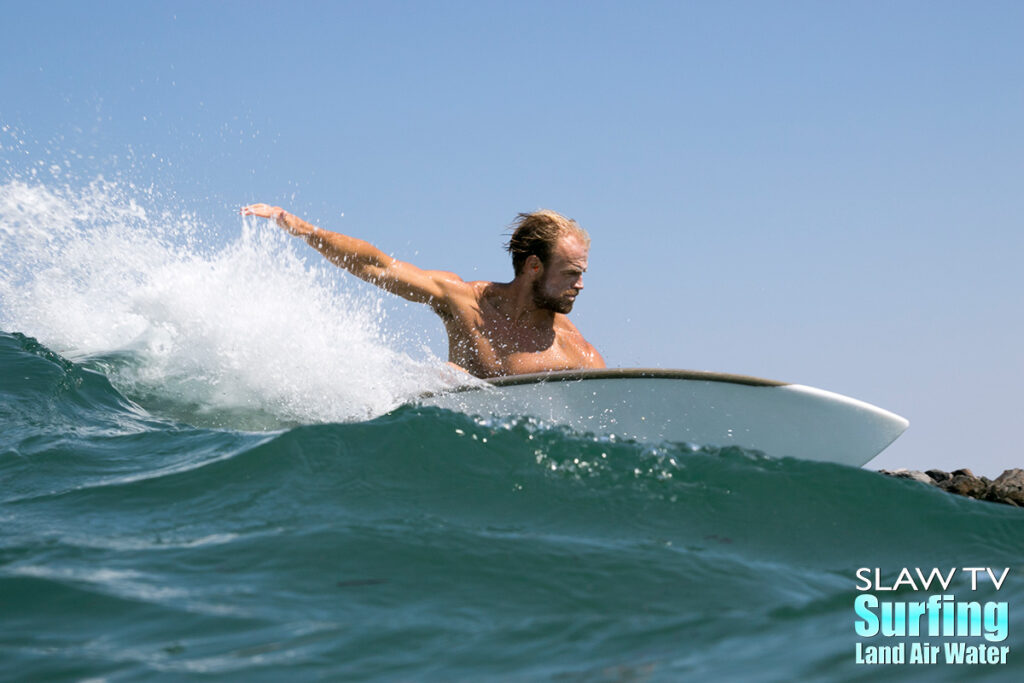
left=240, top=203, right=306, bottom=236
left=240, top=203, right=282, bottom=220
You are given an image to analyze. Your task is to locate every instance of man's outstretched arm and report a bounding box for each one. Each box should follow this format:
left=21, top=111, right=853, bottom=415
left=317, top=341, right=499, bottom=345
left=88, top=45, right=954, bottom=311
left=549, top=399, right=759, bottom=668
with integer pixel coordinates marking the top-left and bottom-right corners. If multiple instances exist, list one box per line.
left=241, top=204, right=461, bottom=307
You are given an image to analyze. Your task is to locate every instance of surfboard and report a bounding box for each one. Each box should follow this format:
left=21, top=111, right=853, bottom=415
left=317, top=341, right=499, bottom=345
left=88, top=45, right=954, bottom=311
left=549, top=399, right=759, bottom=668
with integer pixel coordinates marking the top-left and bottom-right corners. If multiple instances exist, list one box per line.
left=419, top=369, right=909, bottom=467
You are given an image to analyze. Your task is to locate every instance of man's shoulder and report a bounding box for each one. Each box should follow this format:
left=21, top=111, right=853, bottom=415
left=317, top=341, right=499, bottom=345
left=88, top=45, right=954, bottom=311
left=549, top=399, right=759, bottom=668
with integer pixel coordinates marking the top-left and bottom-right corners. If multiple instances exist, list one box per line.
left=422, top=270, right=473, bottom=295
left=460, top=279, right=504, bottom=298
left=427, top=276, right=492, bottom=313
left=440, top=280, right=510, bottom=316
left=553, top=313, right=584, bottom=334
left=554, top=316, right=604, bottom=363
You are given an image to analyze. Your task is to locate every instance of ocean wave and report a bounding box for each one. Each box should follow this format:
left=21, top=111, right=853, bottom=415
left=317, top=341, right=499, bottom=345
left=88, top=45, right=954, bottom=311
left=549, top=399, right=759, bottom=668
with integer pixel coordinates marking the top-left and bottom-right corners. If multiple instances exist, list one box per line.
left=3, top=330, right=1024, bottom=681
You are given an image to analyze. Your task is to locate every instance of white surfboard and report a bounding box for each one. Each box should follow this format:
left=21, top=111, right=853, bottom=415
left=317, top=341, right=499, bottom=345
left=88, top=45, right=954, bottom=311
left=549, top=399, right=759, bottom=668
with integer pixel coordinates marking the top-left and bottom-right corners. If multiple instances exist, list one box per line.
left=419, top=369, right=908, bottom=467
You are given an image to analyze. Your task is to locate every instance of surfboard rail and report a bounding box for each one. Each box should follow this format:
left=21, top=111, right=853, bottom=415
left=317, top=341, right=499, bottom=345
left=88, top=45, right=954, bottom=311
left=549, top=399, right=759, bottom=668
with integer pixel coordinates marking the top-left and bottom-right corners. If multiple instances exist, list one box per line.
left=486, top=368, right=788, bottom=388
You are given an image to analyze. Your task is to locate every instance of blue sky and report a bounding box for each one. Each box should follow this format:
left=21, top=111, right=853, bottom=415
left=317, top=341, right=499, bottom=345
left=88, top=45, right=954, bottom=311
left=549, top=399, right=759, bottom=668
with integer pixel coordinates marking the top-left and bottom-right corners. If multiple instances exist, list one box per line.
left=2, top=1, right=1022, bottom=474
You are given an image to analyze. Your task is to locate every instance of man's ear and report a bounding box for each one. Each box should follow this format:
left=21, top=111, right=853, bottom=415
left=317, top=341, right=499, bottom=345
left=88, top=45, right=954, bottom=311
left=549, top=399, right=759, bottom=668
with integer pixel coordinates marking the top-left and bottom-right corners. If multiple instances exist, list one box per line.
left=525, top=254, right=543, bottom=276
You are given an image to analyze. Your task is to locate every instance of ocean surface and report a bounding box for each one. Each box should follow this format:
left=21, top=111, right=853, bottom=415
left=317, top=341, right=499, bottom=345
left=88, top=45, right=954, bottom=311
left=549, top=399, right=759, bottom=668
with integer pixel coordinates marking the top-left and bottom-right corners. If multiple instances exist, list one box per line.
left=3, top=179, right=1024, bottom=681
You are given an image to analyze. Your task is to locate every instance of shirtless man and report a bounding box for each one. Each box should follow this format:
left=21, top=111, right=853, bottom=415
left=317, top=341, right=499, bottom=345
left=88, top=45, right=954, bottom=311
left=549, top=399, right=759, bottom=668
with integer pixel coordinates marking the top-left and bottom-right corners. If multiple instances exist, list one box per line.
left=240, top=204, right=605, bottom=378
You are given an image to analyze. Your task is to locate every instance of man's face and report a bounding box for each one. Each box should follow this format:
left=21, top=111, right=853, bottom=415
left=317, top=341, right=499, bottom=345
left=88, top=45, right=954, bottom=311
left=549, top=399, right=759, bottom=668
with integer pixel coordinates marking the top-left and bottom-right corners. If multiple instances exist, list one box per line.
left=531, top=235, right=588, bottom=314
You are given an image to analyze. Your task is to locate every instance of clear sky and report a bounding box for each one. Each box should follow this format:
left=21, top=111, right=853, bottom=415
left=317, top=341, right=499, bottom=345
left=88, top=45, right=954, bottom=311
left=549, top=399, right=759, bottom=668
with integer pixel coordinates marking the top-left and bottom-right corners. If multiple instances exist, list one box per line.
left=2, top=1, right=1022, bottom=475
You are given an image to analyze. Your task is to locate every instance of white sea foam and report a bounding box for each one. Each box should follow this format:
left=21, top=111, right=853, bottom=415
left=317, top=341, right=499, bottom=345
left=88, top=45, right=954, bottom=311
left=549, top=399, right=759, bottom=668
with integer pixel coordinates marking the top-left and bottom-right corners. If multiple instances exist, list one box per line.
left=0, top=178, right=469, bottom=427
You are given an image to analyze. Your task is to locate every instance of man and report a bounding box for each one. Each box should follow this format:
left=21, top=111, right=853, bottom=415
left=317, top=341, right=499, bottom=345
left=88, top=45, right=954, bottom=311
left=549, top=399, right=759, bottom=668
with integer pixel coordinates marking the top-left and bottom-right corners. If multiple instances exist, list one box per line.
left=240, top=204, right=605, bottom=378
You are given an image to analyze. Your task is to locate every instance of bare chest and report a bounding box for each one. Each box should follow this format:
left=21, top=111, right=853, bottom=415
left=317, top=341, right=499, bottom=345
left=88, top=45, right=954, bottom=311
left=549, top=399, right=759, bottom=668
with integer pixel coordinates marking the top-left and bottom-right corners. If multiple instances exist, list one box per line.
left=443, top=306, right=582, bottom=378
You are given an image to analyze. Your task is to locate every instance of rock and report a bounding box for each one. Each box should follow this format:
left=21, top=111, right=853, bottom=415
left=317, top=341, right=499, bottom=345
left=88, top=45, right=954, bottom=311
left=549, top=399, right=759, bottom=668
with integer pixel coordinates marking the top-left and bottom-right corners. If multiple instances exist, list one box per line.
left=879, top=469, right=935, bottom=485
left=939, top=471, right=989, bottom=498
left=985, top=469, right=1024, bottom=507
left=878, top=467, right=1024, bottom=508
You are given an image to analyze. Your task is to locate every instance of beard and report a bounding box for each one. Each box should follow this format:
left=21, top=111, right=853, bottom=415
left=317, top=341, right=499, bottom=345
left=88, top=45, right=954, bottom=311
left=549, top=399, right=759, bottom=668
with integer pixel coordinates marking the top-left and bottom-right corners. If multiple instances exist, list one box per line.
left=532, top=278, right=576, bottom=314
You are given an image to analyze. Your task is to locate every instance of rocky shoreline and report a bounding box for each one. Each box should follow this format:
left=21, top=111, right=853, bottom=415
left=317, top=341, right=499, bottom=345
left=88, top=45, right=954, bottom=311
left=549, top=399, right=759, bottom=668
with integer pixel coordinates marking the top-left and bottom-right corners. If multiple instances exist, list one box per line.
left=879, top=468, right=1024, bottom=507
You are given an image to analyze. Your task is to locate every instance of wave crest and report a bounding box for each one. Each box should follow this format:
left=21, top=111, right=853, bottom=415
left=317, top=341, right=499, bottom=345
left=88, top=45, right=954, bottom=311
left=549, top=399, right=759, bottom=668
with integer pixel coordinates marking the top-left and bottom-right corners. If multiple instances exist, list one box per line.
left=0, top=179, right=464, bottom=428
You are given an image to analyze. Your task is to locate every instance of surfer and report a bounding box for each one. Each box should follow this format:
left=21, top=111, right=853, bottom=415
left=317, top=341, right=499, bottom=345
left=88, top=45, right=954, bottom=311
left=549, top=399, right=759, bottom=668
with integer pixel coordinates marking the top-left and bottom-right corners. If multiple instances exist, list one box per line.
left=240, top=204, right=605, bottom=378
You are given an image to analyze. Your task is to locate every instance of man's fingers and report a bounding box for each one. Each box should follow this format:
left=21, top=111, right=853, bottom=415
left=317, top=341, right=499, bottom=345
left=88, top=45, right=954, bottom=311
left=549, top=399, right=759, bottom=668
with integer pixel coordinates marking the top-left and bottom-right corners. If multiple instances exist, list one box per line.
left=240, top=203, right=273, bottom=217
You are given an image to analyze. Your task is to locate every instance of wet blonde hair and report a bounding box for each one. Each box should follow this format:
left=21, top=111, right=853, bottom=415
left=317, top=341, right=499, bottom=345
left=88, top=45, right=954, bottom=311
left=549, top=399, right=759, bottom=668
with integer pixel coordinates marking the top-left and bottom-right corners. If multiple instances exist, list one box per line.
left=505, top=209, right=590, bottom=275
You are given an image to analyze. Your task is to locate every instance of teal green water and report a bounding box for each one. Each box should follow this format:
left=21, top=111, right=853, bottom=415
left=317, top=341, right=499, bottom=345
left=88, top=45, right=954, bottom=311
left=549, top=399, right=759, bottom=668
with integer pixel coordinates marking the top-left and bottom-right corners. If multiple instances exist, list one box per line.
left=2, top=330, right=1023, bottom=681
